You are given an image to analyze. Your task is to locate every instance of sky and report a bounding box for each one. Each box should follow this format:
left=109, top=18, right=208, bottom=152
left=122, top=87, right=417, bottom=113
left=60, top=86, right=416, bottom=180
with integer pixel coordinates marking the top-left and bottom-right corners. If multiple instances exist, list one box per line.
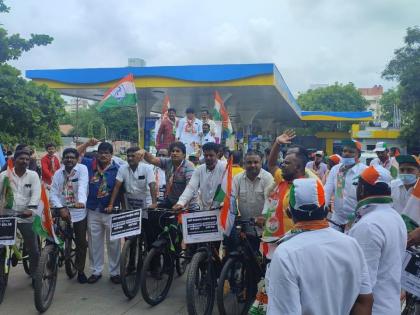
left=2, top=0, right=419, bottom=95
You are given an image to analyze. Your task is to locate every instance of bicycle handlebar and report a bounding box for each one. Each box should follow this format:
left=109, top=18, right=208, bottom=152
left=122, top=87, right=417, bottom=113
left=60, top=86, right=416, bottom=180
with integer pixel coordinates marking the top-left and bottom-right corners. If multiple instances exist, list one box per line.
left=0, top=209, right=33, bottom=219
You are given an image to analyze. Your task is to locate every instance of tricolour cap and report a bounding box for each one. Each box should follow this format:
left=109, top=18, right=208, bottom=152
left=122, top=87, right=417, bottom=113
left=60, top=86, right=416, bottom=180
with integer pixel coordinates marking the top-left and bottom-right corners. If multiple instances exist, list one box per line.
left=373, top=141, right=387, bottom=152
left=329, top=154, right=341, bottom=165
left=359, top=165, right=392, bottom=186
left=289, top=178, right=325, bottom=211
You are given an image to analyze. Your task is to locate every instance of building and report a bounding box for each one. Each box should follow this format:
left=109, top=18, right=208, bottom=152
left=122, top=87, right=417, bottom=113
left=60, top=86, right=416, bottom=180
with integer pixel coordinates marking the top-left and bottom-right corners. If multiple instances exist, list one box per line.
left=358, top=85, right=383, bottom=121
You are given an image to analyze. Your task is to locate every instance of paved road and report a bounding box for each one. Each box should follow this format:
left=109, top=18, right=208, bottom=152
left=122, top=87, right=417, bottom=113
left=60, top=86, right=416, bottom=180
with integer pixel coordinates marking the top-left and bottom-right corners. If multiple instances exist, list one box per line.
left=1, top=264, right=198, bottom=315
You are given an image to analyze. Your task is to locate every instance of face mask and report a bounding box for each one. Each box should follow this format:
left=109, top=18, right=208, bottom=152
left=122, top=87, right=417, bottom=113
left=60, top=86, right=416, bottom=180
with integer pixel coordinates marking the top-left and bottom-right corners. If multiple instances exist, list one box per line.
left=341, top=157, right=356, bottom=166
left=399, top=174, right=417, bottom=185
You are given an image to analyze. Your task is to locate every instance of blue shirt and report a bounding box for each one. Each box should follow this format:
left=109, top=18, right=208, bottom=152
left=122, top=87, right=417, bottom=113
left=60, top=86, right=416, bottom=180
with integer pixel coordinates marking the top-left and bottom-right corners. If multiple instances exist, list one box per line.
left=82, top=157, right=120, bottom=213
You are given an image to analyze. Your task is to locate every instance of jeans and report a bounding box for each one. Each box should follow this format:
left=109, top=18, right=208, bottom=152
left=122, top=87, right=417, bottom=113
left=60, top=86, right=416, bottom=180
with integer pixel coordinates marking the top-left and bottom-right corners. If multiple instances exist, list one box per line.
left=17, top=223, right=40, bottom=278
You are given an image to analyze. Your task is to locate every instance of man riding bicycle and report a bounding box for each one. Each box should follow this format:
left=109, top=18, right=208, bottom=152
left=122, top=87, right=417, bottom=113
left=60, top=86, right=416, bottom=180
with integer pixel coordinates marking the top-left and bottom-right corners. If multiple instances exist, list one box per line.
left=0, top=149, right=41, bottom=282
left=49, top=148, right=89, bottom=283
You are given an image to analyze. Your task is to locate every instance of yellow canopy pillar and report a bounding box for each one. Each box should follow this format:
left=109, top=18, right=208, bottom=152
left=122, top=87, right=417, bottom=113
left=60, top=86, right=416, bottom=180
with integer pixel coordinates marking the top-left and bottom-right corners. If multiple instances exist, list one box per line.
left=315, top=131, right=350, bottom=155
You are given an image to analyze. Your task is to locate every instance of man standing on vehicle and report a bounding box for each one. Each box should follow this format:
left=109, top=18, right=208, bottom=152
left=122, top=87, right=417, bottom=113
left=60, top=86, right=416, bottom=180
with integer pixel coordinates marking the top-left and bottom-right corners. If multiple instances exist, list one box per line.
left=49, top=148, right=89, bottom=283
left=0, top=149, right=41, bottom=280
left=267, top=178, right=373, bottom=314
left=77, top=139, right=121, bottom=284
left=176, top=108, right=202, bottom=156
left=348, top=165, right=406, bottom=314
left=173, top=142, right=226, bottom=210
left=156, top=108, right=177, bottom=150
left=324, top=140, right=367, bottom=231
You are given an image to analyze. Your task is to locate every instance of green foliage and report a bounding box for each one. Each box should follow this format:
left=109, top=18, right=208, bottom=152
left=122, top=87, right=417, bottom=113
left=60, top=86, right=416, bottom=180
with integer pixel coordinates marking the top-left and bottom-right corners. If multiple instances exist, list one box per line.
left=382, top=26, right=420, bottom=152
left=0, top=64, right=65, bottom=147
left=379, top=88, right=400, bottom=123
left=297, top=82, right=369, bottom=134
left=0, top=1, right=53, bottom=63
left=62, top=104, right=138, bottom=142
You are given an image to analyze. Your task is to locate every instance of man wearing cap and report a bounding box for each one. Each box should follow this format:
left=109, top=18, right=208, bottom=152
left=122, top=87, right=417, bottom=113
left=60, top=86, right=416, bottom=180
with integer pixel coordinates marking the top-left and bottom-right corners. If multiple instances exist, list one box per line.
left=370, top=141, right=398, bottom=178
left=325, top=140, right=367, bottom=231
left=348, top=165, right=407, bottom=315
left=305, top=150, right=328, bottom=180
left=391, top=155, right=419, bottom=214
left=267, top=178, right=373, bottom=315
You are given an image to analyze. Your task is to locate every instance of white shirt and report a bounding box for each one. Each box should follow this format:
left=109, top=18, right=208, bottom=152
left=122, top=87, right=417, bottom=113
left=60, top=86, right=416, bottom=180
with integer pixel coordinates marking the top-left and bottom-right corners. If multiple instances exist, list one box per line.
left=49, top=164, right=89, bottom=222
left=232, top=169, right=274, bottom=219
left=348, top=203, right=407, bottom=315
left=154, top=166, right=166, bottom=202
left=116, top=162, right=155, bottom=209
left=305, top=161, right=328, bottom=179
left=200, top=133, right=216, bottom=146
left=112, top=156, right=128, bottom=167
left=267, top=228, right=372, bottom=315
left=202, top=119, right=217, bottom=134
left=176, top=117, right=203, bottom=155
left=0, top=169, right=41, bottom=221
left=324, top=162, right=367, bottom=225
left=391, top=178, right=413, bottom=214
left=177, top=160, right=226, bottom=210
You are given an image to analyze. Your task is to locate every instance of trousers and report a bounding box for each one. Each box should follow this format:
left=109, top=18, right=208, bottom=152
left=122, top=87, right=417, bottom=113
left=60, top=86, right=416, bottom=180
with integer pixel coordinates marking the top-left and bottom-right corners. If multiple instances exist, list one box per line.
left=87, top=210, right=121, bottom=276
left=18, top=223, right=40, bottom=278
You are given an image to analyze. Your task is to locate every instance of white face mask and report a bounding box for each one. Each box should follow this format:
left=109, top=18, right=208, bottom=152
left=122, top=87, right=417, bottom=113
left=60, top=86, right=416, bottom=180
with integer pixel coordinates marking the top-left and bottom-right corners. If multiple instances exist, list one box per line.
left=399, top=174, right=417, bottom=185
left=341, top=157, right=356, bottom=166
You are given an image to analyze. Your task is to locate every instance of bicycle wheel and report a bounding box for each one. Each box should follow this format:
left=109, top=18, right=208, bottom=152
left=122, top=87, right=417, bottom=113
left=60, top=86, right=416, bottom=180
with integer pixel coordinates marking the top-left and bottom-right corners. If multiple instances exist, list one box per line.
left=64, top=237, right=77, bottom=279
left=120, top=237, right=143, bottom=299
left=402, top=293, right=418, bottom=315
left=34, top=244, right=58, bottom=313
left=217, top=257, right=256, bottom=315
left=0, top=247, right=9, bottom=304
left=140, top=247, right=174, bottom=306
left=186, top=251, right=215, bottom=315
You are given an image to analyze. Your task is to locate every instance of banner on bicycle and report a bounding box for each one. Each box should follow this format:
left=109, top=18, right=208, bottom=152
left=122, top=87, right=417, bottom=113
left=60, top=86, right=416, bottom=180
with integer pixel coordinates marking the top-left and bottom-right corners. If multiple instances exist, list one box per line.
left=182, top=210, right=223, bottom=244
left=402, top=250, right=420, bottom=297
left=0, top=217, right=17, bottom=245
left=110, top=209, right=142, bottom=241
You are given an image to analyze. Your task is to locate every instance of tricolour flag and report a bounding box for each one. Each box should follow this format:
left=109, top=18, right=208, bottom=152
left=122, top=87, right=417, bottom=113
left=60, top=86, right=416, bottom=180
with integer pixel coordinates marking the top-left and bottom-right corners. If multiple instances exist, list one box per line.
left=213, top=157, right=236, bottom=235
left=1, top=159, right=14, bottom=209
left=32, top=184, right=62, bottom=246
left=213, top=91, right=233, bottom=140
left=97, top=74, right=137, bottom=112
left=401, top=179, right=420, bottom=232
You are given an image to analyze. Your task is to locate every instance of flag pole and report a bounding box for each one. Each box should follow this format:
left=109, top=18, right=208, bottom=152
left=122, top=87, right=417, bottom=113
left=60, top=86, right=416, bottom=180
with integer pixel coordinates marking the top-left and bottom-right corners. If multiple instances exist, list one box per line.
left=136, top=102, right=143, bottom=147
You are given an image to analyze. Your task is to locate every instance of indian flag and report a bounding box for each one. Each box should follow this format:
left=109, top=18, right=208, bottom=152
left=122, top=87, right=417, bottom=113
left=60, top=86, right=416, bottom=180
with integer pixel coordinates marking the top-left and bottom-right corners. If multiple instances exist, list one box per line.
left=32, top=184, right=62, bottom=246
left=401, top=179, right=420, bottom=232
left=1, top=159, right=14, bottom=209
left=213, top=91, right=233, bottom=139
left=97, top=74, right=137, bottom=112
left=213, top=157, right=236, bottom=235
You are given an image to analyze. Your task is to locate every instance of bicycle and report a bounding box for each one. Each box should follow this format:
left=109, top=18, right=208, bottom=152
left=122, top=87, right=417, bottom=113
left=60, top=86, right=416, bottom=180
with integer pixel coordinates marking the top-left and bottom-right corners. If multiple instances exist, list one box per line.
left=119, top=208, right=147, bottom=299
left=140, top=208, right=189, bottom=306
left=0, top=210, right=33, bottom=304
left=216, top=219, right=265, bottom=315
left=401, top=247, right=420, bottom=315
left=33, top=208, right=78, bottom=313
left=185, top=207, right=224, bottom=315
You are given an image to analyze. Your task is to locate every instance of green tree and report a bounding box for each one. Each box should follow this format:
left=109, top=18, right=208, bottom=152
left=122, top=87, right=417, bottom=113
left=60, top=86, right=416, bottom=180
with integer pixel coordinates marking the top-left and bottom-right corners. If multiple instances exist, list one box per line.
left=0, top=64, right=64, bottom=146
left=0, top=0, right=64, bottom=148
left=297, top=82, right=369, bottom=134
left=378, top=88, right=401, bottom=123
left=98, top=105, right=138, bottom=141
left=382, top=26, right=420, bottom=152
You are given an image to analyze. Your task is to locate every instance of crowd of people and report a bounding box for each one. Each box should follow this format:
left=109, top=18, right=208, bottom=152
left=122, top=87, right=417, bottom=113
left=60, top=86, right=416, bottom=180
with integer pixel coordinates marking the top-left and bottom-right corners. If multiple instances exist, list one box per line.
left=0, top=121, right=419, bottom=314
